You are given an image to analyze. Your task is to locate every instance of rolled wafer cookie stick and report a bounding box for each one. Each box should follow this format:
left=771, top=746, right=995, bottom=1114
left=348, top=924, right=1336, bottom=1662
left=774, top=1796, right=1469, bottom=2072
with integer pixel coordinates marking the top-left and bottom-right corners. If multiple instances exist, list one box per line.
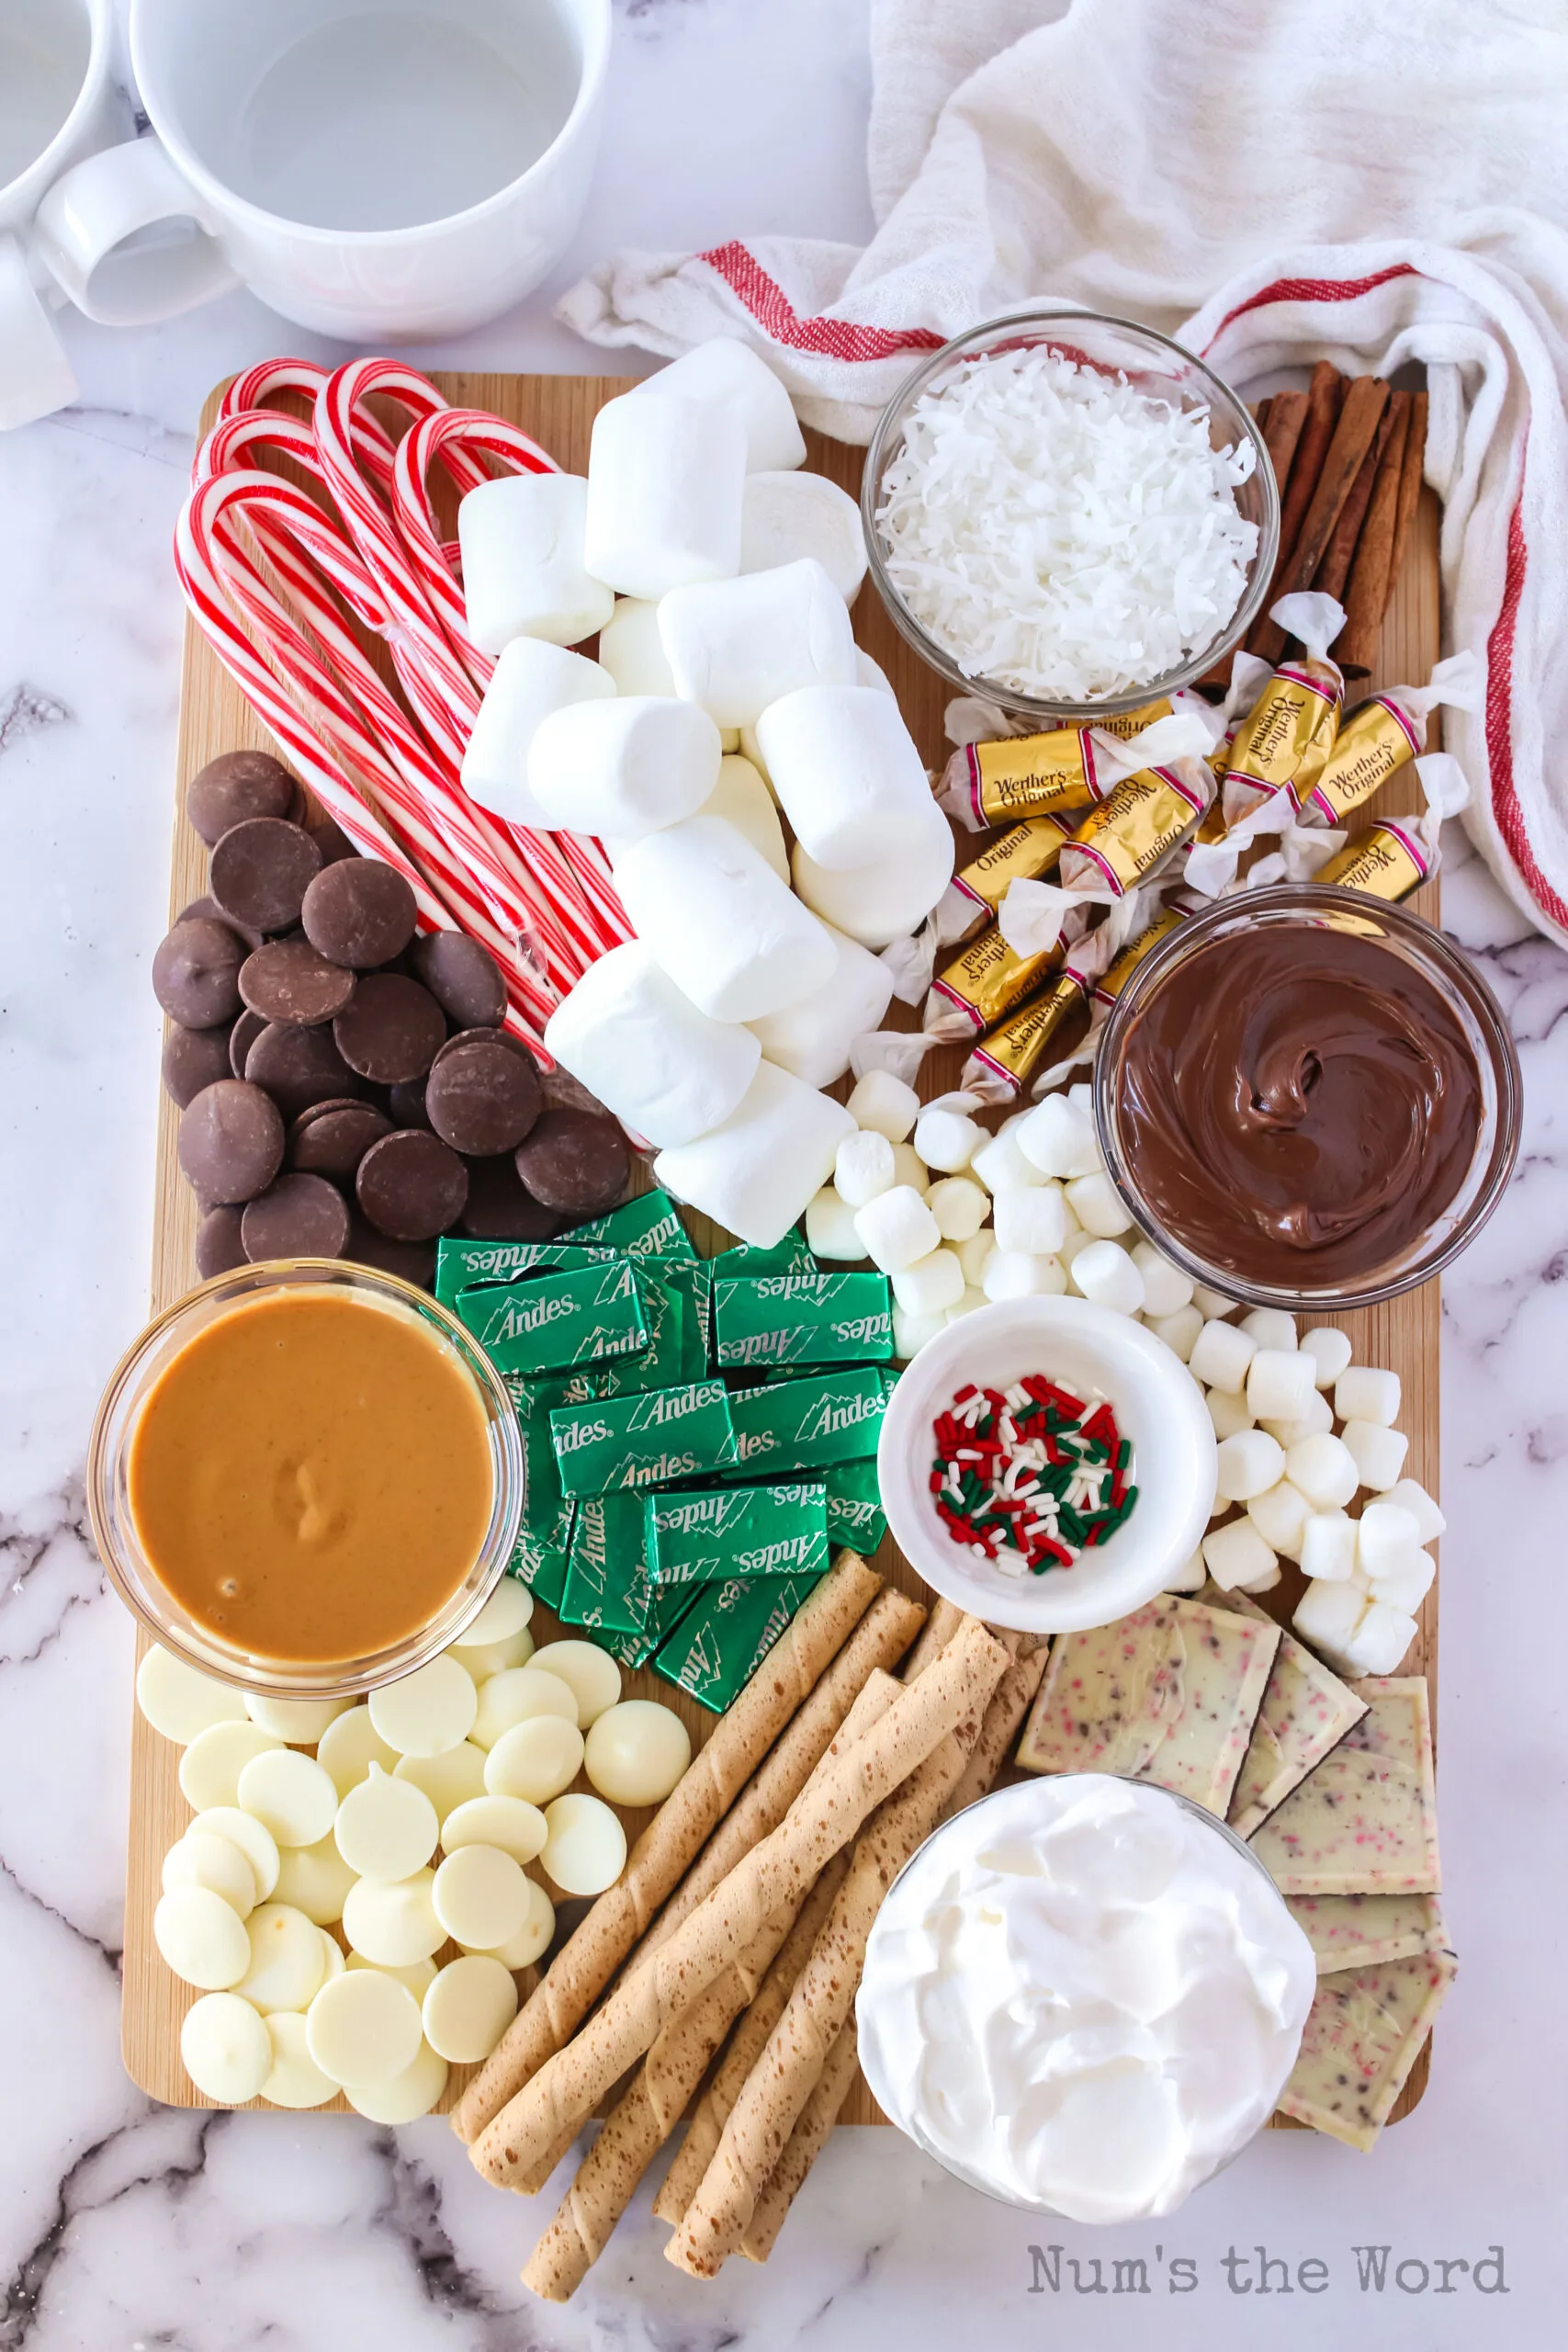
left=474, top=1619, right=1009, bottom=2188
left=452, top=1550, right=880, bottom=2144
left=626, top=1589, right=926, bottom=1971
left=900, top=1598, right=968, bottom=1681
left=666, top=1690, right=997, bottom=2277
left=944, top=1636, right=1050, bottom=1820
left=739, top=2018, right=862, bottom=2264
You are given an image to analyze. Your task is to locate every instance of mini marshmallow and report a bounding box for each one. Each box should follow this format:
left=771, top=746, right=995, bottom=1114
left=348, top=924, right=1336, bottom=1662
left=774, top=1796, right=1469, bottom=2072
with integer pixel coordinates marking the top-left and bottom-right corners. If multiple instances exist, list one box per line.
left=792, top=797, right=954, bottom=947
left=1259, top=1390, right=1335, bottom=1446
left=1064, top=1171, right=1132, bottom=1238
left=659, top=560, right=856, bottom=729
left=585, top=391, right=746, bottom=599
left=1341, top=1419, right=1409, bottom=1493
left=956, top=1230, right=997, bottom=1286
left=854, top=1184, right=942, bottom=1273
left=969, top=1127, right=1046, bottom=1194
left=1189, top=1318, right=1257, bottom=1394
left=747, top=922, right=894, bottom=1089
left=1240, top=1308, right=1297, bottom=1353
left=1335, top=1365, right=1403, bottom=1428
left=893, top=1305, right=948, bottom=1358
left=598, top=596, right=678, bottom=697
left=914, top=1106, right=985, bottom=1173
left=1192, top=1283, right=1241, bottom=1319
left=1299, top=1325, right=1354, bottom=1388
left=740, top=470, right=867, bottom=602
left=804, top=1187, right=865, bottom=1261
left=1128, top=1243, right=1193, bottom=1319
left=1364, top=1550, right=1435, bottom=1616
left=1147, top=1304, right=1203, bottom=1363
left=629, top=337, right=806, bottom=472
left=927, top=1176, right=989, bottom=1242
left=834, top=1129, right=896, bottom=1209
left=1339, top=1600, right=1419, bottom=1678
left=892, top=1247, right=965, bottom=1318
left=1383, top=1478, right=1446, bottom=1544
left=1246, top=1348, right=1317, bottom=1425
left=847, top=1069, right=919, bottom=1142
left=457, top=473, right=613, bottom=654
left=983, top=1249, right=1066, bottom=1302
left=1247, top=1478, right=1310, bottom=1562
left=1355, top=1501, right=1424, bottom=1580
left=1163, top=1550, right=1208, bottom=1594
left=1202, top=1517, right=1277, bottom=1593
left=759, top=685, right=932, bottom=870
left=1300, top=1510, right=1358, bottom=1583
left=891, top=1143, right=931, bottom=1194
left=1214, top=1429, right=1286, bottom=1503
left=1205, top=1386, right=1255, bottom=1440
left=1285, top=1432, right=1361, bottom=1511
left=946, top=1288, right=987, bottom=1322
left=1235, top=1558, right=1283, bottom=1595
left=700, top=754, right=788, bottom=880
left=461, top=641, right=615, bottom=830
left=530, top=696, right=722, bottom=840
left=616, top=815, right=837, bottom=1021
left=654, top=1060, right=853, bottom=1249
left=1293, top=1574, right=1370, bottom=1661
left=544, top=944, right=760, bottom=1151
left=1057, top=1227, right=1095, bottom=1272
left=1070, top=1238, right=1145, bottom=1316
left=1015, top=1093, right=1100, bottom=1180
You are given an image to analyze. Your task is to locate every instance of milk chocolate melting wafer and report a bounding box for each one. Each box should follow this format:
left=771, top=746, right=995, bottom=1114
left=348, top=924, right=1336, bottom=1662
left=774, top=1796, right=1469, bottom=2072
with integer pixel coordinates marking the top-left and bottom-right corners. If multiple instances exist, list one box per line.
left=161, top=1021, right=236, bottom=1110
left=238, top=937, right=357, bottom=1026
left=186, top=749, right=299, bottom=845
left=209, top=817, right=321, bottom=934
left=449, top=1552, right=881, bottom=2145
left=300, top=858, right=418, bottom=969
left=514, top=1108, right=630, bottom=1218
left=472, top=1619, right=1009, bottom=2188
left=152, top=917, right=247, bottom=1030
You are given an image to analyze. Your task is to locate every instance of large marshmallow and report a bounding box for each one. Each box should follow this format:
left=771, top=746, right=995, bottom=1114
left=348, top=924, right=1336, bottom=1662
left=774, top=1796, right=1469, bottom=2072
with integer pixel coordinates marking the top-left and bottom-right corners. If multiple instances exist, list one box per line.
left=628, top=337, right=807, bottom=472
left=584, top=392, right=746, bottom=600
left=746, top=921, right=894, bottom=1089
left=528, top=697, right=722, bottom=841
left=758, top=685, right=932, bottom=871
left=654, top=1060, right=852, bottom=1249
left=699, top=755, right=788, bottom=881
left=457, top=474, right=613, bottom=655
left=615, top=814, right=837, bottom=1023
left=792, top=797, right=954, bottom=947
left=740, top=471, right=867, bottom=603
left=461, top=641, right=615, bottom=831
left=596, top=599, right=677, bottom=698
left=658, top=562, right=856, bottom=729
left=543, top=944, right=760, bottom=1151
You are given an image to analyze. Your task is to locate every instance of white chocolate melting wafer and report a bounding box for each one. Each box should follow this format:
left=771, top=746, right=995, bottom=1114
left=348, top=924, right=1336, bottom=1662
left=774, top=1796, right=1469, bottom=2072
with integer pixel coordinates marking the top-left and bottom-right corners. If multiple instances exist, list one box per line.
left=136, top=1645, right=247, bottom=1746
left=528, top=1643, right=621, bottom=1729
left=236, top=1748, right=338, bottom=1849
left=177, top=1721, right=283, bottom=1813
left=187, top=1807, right=278, bottom=1903
left=342, top=1870, right=445, bottom=1967
left=244, top=1694, right=353, bottom=1744
left=584, top=1702, right=692, bottom=1806
left=542, top=1796, right=627, bottom=1897
left=153, top=1887, right=250, bottom=1991
left=463, top=1878, right=556, bottom=1970
left=471, top=1666, right=579, bottom=1750
left=162, top=1832, right=257, bottom=1918
left=345, top=2039, right=449, bottom=2125
left=260, top=2011, right=337, bottom=2109
left=307, top=1966, right=423, bottom=2086
left=180, top=1991, right=272, bottom=2105
left=394, top=1743, right=489, bottom=1820
left=484, top=1716, right=584, bottom=1805
left=440, top=1793, right=547, bottom=1865
left=316, top=1705, right=399, bottom=1797
left=368, top=1657, right=477, bottom=1758
left=334, top=1765, right=439, bottom=1883
left=271, top=1835, right=357, bottom=1928
left=237, top=1902, right=330, bottom=2014
left=434, top=1845, right=532, bottom=1951
left=423, top=1956, right=520, bottom=2066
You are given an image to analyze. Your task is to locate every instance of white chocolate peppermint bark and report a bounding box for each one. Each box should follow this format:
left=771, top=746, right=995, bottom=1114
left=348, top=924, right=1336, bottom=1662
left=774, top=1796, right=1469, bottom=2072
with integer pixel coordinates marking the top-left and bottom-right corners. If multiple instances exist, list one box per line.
left=1277, top=1947, right=1457, bottom=2150
left=1248, top=1678, right=1439, bottom=1895
left=1202, top=1585, right=1368, bottom=1838
left=1286, top=1892, right=1449, bottom=1974
left=1145, top=1598, right=1279, bottom=1815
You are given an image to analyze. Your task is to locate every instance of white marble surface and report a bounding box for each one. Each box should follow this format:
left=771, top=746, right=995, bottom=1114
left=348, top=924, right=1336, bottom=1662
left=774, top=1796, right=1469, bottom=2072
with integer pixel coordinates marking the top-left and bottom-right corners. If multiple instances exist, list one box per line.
left=1, top=2, right=1564, bottom=2345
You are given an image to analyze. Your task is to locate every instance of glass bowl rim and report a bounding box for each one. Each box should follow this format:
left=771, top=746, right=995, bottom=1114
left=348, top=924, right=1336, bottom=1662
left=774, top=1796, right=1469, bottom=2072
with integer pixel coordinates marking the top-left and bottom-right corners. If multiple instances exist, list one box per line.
left=1092, top=882, right=1524, bottom=1312
left=87, top=1257, right=525, bottom=1700
left=860, top=305, right=1280, bottom=724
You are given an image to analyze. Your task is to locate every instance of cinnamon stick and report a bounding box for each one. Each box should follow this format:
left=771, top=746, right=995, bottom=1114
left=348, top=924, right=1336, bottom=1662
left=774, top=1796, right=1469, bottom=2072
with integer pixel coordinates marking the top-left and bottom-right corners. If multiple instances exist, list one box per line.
left=1252, top=376, right=1389, bottom=662
left=1386, top=389, right=1428, bottom=597
left=1245, top=362, right=1344, bottom=656
left=1314, top=395, right=1397, bottom=604
left=1335, top=391, right=1413, bottom=670
left=1260, top=388, right=1310, bottom=513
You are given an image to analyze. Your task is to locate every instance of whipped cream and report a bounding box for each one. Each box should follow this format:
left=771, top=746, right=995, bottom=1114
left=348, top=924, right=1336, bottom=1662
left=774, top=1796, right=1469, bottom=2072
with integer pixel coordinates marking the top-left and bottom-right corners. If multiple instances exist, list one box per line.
left=856, top=1773, right=1314, bottom=2222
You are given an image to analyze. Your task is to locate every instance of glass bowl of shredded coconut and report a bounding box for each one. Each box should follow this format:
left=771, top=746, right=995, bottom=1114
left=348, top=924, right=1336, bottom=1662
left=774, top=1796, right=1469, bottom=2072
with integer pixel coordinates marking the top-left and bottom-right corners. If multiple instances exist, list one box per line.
left=863, top=311, right=1278, bottom=720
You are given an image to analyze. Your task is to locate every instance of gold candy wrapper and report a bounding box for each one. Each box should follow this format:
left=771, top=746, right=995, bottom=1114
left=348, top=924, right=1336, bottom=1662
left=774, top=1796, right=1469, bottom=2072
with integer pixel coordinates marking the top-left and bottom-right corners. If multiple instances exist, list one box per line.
left=1091, top=698, right=1174, bottom=740
left=946, top=729, right=1105, bottom=831
left=926, top=921, right=1062, bottom=1038
left=1315, top=822, right=1435, bottom=903
left=1295, top=693, right=1423, bottom=824
left=1060, top=765, right=1212, bottom=897
left=1089, top=906, right=1191, bottom=1008
left=940, top=817, right=1071, bottom=939
left=962, top=968, right=1088, bottom=1103
left=1223, top=658, right=1342, bottom=810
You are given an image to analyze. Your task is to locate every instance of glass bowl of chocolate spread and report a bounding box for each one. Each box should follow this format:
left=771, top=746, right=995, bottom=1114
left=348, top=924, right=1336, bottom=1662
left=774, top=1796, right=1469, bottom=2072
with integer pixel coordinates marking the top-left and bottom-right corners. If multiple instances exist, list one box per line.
left=1095, top=886, right=1520, bottom=1311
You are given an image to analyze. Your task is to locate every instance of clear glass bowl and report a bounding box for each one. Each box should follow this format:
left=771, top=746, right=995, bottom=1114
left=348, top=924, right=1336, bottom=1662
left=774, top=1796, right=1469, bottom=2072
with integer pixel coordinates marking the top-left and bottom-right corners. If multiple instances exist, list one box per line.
left=87, top=1260, right=525, bottom=1701
left=861, top=309, right=1280, bottom=725
left=1094, top=885, right=1522, bottom=1312
left=858, top=1776, right=1301, bottom=2215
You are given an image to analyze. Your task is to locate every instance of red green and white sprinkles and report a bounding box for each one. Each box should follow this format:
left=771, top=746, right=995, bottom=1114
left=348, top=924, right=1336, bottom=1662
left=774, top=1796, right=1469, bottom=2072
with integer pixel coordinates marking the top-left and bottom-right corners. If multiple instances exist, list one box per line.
left=930, top=1378, right=1138, bottom=1576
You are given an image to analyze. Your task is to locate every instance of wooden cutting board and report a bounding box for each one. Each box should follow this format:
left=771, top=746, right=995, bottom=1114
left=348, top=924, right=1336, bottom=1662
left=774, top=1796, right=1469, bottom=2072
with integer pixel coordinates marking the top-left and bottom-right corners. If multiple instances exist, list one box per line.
left=123, top=372, right=1442, bottom=2128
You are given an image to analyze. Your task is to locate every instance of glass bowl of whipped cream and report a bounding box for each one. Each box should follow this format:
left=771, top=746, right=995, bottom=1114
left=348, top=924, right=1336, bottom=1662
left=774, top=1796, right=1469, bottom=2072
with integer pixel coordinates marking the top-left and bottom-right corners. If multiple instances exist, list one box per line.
left=857, top=1773, right=1315, bottom=2222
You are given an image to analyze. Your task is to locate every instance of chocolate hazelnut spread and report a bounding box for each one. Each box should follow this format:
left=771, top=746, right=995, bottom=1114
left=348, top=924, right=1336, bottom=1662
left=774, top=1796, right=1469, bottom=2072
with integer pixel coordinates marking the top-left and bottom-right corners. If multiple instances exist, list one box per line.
left=1113, top=922, right=1483, bottom=1287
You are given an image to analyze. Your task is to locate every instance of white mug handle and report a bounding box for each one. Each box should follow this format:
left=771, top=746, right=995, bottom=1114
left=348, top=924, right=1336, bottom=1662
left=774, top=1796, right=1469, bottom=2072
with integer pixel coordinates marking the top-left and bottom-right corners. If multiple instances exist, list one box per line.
left=34, top=138, right=240, bottom=325
left=0, top=235, right=78, bottom=431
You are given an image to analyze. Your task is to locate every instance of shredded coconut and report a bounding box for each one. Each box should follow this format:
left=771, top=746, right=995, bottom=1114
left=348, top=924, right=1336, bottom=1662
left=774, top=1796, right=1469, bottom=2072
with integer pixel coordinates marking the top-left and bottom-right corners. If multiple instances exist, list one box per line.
left=876, top=345, right=1258, bottom=702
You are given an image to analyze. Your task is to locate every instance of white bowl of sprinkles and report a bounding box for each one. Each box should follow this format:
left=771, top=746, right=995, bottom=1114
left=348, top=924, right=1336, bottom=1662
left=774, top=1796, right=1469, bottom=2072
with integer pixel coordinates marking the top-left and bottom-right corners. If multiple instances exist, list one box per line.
left=862, top=309, right=1279, bottom=724
left=878, top=1293, right=1217, bottom=1634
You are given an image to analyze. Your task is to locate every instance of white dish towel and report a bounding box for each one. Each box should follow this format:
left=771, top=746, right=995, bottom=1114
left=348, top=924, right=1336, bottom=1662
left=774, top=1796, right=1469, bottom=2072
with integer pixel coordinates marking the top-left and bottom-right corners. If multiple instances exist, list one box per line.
left=559, top=0, right=1568, bottom=948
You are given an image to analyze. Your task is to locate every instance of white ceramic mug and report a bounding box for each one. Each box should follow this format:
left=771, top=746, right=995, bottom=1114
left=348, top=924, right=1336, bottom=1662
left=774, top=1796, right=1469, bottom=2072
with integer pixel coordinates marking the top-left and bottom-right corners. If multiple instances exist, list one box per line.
left=33, top=0, right=611, bottom=347
left=0, top=0, right=126, bottom=429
